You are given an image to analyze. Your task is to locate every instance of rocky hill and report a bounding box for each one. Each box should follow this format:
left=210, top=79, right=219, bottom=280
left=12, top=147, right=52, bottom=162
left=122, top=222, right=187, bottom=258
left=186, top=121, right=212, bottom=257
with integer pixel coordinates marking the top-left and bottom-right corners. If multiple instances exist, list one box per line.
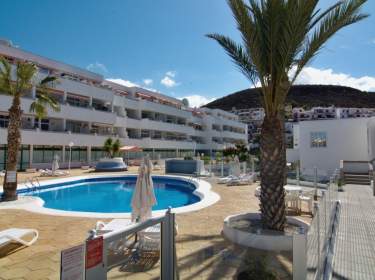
left=204, top=85, right=375, bottom=110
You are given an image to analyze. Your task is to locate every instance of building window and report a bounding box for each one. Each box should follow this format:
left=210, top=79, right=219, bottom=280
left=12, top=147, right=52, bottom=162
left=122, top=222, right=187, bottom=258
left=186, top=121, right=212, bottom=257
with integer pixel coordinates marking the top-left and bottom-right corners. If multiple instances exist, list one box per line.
left=311, top=132, right=327, bottom=148
left=0, top=115, right=9, bottom=128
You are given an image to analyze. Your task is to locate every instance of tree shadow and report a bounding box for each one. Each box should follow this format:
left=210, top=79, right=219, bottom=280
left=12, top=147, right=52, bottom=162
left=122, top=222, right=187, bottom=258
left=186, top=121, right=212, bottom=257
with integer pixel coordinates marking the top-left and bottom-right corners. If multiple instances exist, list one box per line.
left=0, top=243, right=25, bottom=257
left=174, top=233, right=293, bottom=280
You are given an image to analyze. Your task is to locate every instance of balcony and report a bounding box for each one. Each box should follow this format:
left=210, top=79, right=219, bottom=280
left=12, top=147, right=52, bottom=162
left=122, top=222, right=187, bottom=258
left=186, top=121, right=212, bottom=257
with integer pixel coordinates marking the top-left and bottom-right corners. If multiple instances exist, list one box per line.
left=54, top=77, right=114, bottom=102
left=140, top=118, right=194, bottom=135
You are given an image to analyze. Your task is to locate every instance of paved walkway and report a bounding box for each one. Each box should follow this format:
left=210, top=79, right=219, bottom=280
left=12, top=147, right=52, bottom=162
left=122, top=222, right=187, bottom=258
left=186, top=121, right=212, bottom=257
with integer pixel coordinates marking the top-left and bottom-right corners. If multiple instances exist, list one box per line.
left=332, top=184, right=375, bottom=279
left=0, top=172, right=302, bottom=280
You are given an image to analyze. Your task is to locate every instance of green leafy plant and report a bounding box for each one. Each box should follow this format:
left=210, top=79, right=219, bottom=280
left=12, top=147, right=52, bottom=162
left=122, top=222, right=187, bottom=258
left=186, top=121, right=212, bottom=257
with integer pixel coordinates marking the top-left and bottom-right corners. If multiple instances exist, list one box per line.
left=103, top=138, right=121, bottom=158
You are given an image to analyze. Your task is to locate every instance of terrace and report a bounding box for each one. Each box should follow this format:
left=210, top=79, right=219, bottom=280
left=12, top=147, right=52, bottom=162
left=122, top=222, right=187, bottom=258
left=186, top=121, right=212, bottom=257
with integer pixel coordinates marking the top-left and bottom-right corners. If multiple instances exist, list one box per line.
left=0, top=167, right=314, bottom=280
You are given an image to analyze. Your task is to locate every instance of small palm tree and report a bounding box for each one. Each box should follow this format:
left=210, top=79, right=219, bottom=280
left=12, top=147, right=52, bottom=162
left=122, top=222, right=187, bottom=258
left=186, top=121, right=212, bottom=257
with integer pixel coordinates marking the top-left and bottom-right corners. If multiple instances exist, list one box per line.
left=0, top=57, right=60, bottom=201
left=103, top=138, right=121, bottom=158
left=208, top=0, right=367, bottom=231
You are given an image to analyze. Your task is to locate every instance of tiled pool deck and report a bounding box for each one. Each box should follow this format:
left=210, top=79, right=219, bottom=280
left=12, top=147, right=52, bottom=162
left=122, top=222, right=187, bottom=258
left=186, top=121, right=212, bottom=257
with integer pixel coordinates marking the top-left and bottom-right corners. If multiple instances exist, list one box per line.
left=332, top=184, right=375, bottom=280
left=0, top=169, right=303, bottom=280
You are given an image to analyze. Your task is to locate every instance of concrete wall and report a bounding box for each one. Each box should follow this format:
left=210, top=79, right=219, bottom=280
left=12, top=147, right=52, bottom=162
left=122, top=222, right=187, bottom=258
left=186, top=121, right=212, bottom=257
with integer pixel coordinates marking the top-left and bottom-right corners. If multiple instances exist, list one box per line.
left=286, top=148, right=299, bottom=163
left=297, top=118, right=369, bottom=176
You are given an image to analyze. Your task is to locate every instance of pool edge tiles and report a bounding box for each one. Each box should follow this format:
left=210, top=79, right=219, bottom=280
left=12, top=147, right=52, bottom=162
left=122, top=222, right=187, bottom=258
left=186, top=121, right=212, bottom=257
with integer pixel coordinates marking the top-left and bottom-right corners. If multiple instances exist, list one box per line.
left=0, top=174, right=220, bottom=218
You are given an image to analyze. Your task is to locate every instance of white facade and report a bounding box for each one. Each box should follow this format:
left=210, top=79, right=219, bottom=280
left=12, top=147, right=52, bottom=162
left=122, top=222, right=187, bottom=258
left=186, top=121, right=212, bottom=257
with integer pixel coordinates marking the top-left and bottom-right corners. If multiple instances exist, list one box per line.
left=287, top=118, right=374, bottom=176
left=0, top=41, right=247, bottom=169
left=292, top=106, right=375, bottom=122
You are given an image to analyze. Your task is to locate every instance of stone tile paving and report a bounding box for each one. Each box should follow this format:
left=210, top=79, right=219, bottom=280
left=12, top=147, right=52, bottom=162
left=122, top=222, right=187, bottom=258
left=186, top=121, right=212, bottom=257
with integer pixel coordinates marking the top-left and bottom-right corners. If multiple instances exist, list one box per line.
left=332, top=184, right=375, bottom=280
left=0, top=170, right=305, bottom=279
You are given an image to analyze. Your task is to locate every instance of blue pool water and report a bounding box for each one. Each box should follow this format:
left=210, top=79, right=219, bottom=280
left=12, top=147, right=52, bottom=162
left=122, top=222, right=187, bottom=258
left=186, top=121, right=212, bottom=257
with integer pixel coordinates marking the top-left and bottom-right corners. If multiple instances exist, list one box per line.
left=28, top=177, right=200, bottom=213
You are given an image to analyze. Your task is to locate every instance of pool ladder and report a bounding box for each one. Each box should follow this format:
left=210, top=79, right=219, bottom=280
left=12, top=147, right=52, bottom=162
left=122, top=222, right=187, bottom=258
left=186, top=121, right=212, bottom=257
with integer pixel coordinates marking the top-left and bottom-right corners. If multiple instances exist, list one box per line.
left=25, top=176, right=40, bottom=193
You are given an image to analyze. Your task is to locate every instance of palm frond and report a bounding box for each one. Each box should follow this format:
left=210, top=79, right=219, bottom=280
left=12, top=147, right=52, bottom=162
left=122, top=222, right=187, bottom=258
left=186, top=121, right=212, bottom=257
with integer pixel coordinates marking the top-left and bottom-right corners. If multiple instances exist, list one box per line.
left=208, top=0, right=368, bottom=117
left=206, top=33, right=258, bottom=84
left=16, top=61, right=37, bottom=95
left=293, top=0, right=368, bottom=82
left=0, top=57, right=14, bottom=95
left=40, top=76, right=57, bottom=87
left=29, top=100, right=48, bottom=120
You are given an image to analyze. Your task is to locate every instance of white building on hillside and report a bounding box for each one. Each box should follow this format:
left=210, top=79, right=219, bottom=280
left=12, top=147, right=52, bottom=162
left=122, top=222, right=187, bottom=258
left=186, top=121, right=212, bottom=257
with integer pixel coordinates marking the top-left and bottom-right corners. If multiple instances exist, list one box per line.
left=287, top=118, right=375, bottom=177
left=0, top=40, right=247, bottom=170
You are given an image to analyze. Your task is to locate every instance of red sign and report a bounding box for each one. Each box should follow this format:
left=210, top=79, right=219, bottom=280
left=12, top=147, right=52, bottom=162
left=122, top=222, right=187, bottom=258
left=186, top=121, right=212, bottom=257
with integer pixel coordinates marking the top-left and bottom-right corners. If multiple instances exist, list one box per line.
left=85, top=236, right=103, bottom=269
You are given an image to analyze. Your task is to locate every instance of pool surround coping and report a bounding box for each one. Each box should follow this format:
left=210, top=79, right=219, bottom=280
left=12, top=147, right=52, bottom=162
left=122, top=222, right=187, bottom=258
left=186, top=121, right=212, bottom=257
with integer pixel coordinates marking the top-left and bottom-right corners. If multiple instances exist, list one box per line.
left=0, top=174, right=220, bottom=218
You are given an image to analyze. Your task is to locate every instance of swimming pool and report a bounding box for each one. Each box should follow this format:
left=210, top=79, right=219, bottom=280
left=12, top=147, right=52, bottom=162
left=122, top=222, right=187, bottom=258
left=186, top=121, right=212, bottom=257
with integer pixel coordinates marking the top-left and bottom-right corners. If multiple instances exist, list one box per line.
left=30, top=177, right=199, bottom=212
left=10, top=175, right=220, bottom=217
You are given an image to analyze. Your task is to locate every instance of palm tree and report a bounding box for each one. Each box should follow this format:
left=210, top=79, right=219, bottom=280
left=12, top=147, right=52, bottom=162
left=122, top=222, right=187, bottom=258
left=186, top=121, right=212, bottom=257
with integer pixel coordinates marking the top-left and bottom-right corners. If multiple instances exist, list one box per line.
left=207, top=0, right=367, bottom=231
left=0, top=57, right=60, bottom=201
left=103, top=137, right=121, bottom=158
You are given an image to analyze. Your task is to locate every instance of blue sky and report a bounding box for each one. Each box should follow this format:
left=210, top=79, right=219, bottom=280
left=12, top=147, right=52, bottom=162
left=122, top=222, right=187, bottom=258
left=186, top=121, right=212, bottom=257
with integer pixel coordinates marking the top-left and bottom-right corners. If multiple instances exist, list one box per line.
left=1, top=0, right=375, bottom=106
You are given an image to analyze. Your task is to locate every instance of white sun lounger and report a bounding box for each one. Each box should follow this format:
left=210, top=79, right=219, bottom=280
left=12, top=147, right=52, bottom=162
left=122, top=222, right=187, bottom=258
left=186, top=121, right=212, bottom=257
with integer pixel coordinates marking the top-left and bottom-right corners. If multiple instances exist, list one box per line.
left=40, top=169, right=69, bottom=177
left=226, top=173, right=255, bottom=186
left=217, top=175, right=239, bottom=184
left=0, top=228, right=39, bottom=247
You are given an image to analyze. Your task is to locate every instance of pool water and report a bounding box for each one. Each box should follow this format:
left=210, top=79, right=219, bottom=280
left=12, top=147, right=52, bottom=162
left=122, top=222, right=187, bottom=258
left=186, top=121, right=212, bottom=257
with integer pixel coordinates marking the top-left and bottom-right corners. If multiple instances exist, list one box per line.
left=30, top=177, right=200, bottom=213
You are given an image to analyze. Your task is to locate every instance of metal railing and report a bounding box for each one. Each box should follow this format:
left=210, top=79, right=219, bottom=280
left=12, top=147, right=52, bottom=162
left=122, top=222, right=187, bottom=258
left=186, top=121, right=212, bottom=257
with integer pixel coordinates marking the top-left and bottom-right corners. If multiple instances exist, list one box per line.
left=24, top=176, right=40, bottom=193
left=84, top=209, right=177, bottom=280
left=305, top=169, right=340, bottom=280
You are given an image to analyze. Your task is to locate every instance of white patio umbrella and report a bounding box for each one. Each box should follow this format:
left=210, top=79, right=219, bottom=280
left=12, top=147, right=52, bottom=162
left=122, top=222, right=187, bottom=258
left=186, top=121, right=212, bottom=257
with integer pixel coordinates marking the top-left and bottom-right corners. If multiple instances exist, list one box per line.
left=51, top=154, right=59, bottom=175
left=131, top=155, right=157, bottom=222
left=232, top=155, right=241, bottom=177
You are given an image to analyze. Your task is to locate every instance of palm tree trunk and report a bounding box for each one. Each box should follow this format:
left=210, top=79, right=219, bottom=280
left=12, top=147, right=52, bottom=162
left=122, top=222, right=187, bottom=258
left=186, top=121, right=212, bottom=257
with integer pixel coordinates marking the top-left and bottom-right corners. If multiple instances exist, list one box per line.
left=260, top=114, right=286, bottom=231
left=2, top=96, right=22, bottom=201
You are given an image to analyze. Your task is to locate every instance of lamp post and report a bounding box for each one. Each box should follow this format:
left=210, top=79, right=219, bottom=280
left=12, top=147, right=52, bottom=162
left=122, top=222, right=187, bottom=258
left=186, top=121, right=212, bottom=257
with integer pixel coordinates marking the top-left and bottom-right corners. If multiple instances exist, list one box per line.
left=68, top=141, right=74, bottom=172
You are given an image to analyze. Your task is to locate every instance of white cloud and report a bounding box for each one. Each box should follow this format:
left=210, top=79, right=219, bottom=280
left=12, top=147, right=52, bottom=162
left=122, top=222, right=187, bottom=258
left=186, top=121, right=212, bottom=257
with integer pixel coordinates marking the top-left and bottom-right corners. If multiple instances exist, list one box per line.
left=179, top=95, right=216, bottom=108
left=166, top=71, right=176, bottom=78
left=143, top=79, right=153, bottom=86
left=294, top=67, right=375, bottom=91
left=86, top=62, right=108, bottom=74
left=106, top=78, right=139, bottom=87
left=161, top=76, right=179, bottom=88
left=160, top=71, right=179, bottom=88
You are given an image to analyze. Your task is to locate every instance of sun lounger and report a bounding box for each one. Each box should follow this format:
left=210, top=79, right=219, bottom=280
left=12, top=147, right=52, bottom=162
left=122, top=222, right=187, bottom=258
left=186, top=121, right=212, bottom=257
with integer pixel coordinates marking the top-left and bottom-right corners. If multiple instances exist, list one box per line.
left=40, top=169, right=69, bottom=177
left=0, top=228, right=39, bottom=247
left=217, top=175, right=239, bottom=184
left=226, top=173, right=255, bottom=186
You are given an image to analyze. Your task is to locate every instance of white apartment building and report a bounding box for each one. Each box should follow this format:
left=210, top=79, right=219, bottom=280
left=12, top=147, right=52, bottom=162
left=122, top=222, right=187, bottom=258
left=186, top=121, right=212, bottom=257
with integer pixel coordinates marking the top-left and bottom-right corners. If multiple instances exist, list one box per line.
left=0, top=40, right=247, bottom=170
left=287, top=118, right=375, bottom=177
left=231, top=108, right=264, bottom=143
left=292, top=106, right=375, bottom=121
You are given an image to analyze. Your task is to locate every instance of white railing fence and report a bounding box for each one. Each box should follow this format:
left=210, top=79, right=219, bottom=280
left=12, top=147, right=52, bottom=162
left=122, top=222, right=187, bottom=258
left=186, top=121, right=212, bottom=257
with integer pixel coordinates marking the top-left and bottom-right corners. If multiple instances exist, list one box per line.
left=84, top=209, right=177, bottom=280
left=295, top=169, right=340, bottom=280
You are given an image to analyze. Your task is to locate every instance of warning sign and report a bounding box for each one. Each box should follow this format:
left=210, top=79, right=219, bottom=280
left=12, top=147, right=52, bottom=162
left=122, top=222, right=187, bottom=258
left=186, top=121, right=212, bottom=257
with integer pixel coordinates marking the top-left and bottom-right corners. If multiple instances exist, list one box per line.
left=60, top=244, right=85, bottom=280
left=85, top=236, right=103, bottom=269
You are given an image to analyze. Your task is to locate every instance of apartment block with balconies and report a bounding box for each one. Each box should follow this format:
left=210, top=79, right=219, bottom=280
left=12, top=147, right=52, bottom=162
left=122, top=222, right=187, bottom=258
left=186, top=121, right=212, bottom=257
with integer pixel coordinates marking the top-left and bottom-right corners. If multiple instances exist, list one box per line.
left=0, top=40, right=247, bottom=170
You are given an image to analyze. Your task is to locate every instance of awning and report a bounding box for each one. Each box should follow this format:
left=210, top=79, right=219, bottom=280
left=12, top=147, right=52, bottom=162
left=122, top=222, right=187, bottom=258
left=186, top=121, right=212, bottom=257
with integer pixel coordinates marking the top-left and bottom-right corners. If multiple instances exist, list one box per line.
left=120, top=146, right=143, bottom=152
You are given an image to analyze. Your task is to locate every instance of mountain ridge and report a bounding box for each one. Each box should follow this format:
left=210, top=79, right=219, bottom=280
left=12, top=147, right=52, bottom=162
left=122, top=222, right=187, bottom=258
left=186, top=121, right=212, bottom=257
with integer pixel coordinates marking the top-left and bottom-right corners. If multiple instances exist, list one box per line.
left=203, top=85, right=375, bottom=111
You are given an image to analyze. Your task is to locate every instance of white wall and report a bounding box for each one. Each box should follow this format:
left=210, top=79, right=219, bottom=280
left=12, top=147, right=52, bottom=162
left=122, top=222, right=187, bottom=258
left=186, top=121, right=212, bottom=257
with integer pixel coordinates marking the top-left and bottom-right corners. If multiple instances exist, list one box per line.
left=286, top=148, right=299, bottom=163
left=298, top=118, right=369, bottom=176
